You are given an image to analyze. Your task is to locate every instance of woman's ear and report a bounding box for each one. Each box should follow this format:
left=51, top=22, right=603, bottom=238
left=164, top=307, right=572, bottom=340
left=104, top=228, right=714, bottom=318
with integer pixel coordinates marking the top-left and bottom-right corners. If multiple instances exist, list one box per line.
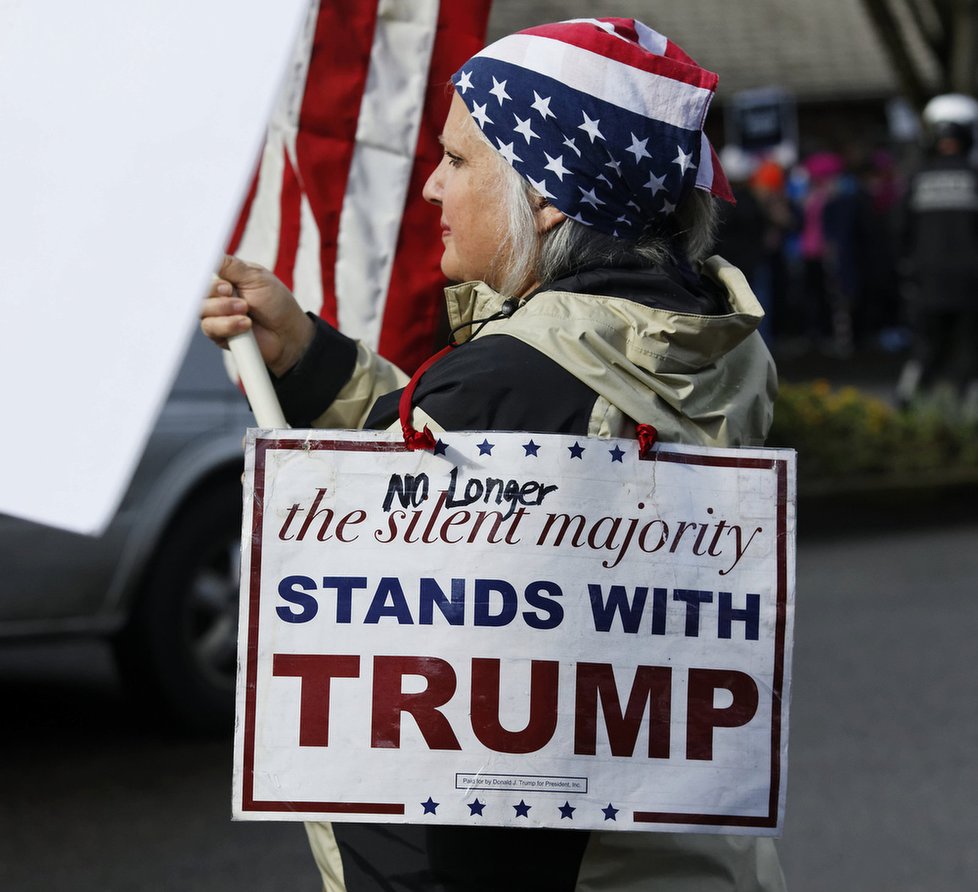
left=535, top=200, right=566, bottom=235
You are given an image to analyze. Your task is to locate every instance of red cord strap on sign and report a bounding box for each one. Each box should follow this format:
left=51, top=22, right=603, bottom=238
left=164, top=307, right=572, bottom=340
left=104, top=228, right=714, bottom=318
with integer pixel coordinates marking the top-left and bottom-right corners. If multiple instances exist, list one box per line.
left=397, top=344, right=455, bottom=450
left=636, top=423, right=658, bottom=457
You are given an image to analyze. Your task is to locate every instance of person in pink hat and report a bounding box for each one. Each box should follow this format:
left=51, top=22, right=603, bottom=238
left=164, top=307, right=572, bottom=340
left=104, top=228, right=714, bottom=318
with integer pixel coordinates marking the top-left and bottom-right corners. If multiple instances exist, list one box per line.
left=203, top=18, right=783, bottom=890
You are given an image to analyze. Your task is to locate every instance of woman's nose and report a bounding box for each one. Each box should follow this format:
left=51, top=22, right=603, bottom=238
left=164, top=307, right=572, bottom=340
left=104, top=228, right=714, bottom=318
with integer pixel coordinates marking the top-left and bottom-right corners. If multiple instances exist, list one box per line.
left=422, top=163, right=442, bottom=205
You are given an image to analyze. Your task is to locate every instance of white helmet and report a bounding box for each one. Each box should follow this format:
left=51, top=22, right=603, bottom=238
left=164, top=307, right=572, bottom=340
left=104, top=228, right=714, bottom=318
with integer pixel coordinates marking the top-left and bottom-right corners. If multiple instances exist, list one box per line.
left=922, top=93, right=978, bottom=151
left=922, top=93, right=978, bottom=127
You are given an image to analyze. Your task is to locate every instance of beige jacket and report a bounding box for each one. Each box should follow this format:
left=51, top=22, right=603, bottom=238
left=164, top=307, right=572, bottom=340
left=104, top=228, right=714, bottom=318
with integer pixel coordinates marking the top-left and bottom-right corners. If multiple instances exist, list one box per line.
left=303, top=256, right=785, bottom=891
left=308, top=256, right=776, bottom=449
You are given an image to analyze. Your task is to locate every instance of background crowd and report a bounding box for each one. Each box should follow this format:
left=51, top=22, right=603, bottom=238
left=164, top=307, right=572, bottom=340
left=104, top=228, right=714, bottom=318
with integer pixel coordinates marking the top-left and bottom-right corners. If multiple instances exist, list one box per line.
left=716, top=142, right=904, bottom=359
left=713, top=97, right=978, bottom=421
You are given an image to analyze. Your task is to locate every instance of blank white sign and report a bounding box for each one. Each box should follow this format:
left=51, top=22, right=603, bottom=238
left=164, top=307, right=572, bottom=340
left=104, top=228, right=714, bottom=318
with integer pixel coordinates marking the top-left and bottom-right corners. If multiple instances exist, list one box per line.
left=0, top=0, right=308, bottom=533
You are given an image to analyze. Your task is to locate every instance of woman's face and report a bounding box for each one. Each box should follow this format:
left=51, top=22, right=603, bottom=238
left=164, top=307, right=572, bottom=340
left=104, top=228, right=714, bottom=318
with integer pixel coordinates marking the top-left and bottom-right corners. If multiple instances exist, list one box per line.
left=423, top=93, right=511, bottom=288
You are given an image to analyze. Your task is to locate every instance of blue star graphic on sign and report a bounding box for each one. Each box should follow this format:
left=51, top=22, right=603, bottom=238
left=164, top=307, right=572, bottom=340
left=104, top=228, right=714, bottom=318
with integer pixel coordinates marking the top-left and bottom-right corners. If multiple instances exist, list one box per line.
left=568, top=442, right=585, bottom=459
left=609, top=445, right=625, bottom=462
left=513, top=800, right=531, bottom=817
left=523, top=439, right=540, bottom=456
left=433, top=439, right=448, bottom=456
left=468, top=799, right=486, bottom=816
left=559, top=801, right=576, bottom=819
left=421, top=797, right=439, bottom=815
left=602, top=803, right=619, bottom=821
left=477, top=439, right=494, bottom=455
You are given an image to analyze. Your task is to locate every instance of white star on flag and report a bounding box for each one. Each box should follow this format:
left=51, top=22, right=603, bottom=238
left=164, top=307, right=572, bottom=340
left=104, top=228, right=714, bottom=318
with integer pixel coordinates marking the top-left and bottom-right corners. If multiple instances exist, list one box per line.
left=513, top=115, right=540, bottom=144
left=528, top=176, right=555, bottom=199
left=531, top=91, right=554, bottom=119
left=626, top=133, right=651, bottom=162
left=544, top=152, right=570, bottom=180
left=644, top=170, right=667, bottom=196
left=495, top=139, right=522, bottom=165
left=579, top=111, right=604, bottom=142
left=489, top=76, right=511, bottom=104
left=673, top=146, right=696, bottom=173
left=456, top=70, right=474, bottom=94
left=605, top=157, right=623, bottom=176
left=661, top=198, right=677, bottom=214
left=579, top=185, right=604, bottom=207
left=470, top=101, right=493, bottom=129
left=568, top=210, right=590, bottom=224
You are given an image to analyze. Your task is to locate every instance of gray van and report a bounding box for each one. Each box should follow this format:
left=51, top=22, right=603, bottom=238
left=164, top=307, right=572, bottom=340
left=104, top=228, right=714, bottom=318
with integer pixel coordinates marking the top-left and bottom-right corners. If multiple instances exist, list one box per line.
left=0, top=332, right=253, bottom=731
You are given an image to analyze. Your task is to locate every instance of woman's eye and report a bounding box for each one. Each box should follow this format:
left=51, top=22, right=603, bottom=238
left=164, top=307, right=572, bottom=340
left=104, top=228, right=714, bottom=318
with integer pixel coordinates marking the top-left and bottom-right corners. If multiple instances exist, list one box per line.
left=445, top=151, right=463, bottom=168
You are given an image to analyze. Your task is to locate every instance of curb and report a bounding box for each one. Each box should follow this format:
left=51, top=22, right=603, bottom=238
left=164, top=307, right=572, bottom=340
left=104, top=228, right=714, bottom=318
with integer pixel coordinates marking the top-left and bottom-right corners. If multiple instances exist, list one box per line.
left=797, top=475, right=978, bottom=537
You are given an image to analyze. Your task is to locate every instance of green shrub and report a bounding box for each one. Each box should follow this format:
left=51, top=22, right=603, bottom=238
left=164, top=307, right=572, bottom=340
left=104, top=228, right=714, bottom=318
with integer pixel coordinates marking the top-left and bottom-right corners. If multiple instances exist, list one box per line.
left=766, top=380, right=978, bottom=486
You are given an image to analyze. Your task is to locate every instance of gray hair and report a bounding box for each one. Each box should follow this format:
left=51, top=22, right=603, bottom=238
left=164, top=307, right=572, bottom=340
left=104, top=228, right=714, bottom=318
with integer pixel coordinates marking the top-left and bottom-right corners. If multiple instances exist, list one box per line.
left=480, top=130, right=721, bottom=297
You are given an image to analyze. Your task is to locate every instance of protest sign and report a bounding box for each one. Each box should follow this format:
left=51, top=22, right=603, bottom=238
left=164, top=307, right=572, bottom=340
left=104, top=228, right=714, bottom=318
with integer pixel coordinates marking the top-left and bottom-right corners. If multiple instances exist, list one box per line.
left=233, top=429, right=795, bottom=835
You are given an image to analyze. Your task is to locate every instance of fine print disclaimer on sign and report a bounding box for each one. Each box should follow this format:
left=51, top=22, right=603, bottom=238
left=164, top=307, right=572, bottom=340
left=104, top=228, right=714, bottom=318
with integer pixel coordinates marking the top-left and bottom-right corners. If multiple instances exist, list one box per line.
left=456, top=773, right=588, bottom=795
left=232, top=429, right=796, bottom=836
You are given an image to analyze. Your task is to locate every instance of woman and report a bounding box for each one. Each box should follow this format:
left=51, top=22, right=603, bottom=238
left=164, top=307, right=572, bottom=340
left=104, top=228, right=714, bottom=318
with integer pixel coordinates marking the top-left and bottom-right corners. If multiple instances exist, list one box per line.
left=203, top=18, right=783, bottom=892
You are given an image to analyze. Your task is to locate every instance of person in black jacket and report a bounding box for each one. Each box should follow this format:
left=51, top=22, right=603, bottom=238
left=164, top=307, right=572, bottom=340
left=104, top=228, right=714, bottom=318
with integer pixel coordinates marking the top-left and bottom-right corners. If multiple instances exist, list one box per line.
left=897, top=93, right=978, bottom=415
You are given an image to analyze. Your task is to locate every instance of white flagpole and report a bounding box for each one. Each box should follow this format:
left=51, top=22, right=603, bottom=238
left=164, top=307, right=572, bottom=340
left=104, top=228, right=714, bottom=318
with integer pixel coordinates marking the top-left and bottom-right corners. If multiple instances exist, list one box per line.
left=228, top=330, right=289, bottom=428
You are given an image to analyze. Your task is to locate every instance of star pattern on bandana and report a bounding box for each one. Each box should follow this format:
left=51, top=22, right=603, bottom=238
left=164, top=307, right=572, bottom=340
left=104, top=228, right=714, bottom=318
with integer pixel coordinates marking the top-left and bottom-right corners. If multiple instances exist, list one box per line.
left=470, top=102, right=493, bottom=129
left=531, top=91, right=554, bottom=119
left=626, top=133, right=651, bottom=162
left=452, top=59, right=702, bottom=237
left=578, top=111, right=605, bottom=143
left=495, top=140, right=523, bottom=165
left=513, top=115, right=540, bottom=143
left=544, top=152, right=570, bottom=180
left=644, top=170, right=668, bottom=196
left=579, top=186, right=604, bottom=208
left=489, top=76, right=511, bottom=104
left=673, top=145, right=696, bottom=174
left=528, top=176, right=555, bottom=199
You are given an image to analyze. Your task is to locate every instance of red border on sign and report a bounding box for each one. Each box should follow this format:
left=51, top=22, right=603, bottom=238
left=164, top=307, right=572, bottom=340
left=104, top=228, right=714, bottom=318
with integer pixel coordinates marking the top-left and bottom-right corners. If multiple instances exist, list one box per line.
left=241, top=438, right=409, bottom=816
left=631, top=450, right=788, bottom=829
left=239, top=438, right=792, bottom=828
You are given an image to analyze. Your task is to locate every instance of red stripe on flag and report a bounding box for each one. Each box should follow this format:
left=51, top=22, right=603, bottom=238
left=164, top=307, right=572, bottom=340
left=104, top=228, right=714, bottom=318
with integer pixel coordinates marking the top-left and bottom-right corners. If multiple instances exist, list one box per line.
left=273, top=146, right=303, bottom=291
left=377, top=1, right=492, bottom=373
left=295, top=0, right=380, bottom=328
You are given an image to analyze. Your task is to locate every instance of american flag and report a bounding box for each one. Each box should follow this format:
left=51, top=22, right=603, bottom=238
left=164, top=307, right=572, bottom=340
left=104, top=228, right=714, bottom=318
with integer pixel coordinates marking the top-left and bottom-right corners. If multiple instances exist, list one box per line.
left=454, top=18, right=732, bottom=239
left=226, top=0, right=492, bottom=374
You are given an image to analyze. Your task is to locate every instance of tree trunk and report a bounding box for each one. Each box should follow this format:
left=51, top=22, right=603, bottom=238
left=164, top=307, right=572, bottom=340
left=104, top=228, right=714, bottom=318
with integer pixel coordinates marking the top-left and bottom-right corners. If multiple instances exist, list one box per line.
left=860, top=0, right=933, bottom=108
left=948, top=0, right=978, bottom=94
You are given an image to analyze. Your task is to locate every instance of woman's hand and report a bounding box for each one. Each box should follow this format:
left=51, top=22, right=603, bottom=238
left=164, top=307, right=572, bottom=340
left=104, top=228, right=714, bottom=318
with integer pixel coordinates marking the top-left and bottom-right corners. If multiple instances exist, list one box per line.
left=200, top=255, right=316, bottom=378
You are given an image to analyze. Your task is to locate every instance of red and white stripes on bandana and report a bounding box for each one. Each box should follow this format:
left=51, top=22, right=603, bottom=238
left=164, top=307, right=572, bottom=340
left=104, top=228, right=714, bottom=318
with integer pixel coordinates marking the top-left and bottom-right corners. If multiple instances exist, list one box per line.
left=452, top=17, right=733, bottom=240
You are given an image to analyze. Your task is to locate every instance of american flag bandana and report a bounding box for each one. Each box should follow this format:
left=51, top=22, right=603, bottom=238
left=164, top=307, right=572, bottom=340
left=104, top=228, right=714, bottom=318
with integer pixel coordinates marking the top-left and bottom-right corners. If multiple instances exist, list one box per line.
left=452, top=18, right=733, bottom=240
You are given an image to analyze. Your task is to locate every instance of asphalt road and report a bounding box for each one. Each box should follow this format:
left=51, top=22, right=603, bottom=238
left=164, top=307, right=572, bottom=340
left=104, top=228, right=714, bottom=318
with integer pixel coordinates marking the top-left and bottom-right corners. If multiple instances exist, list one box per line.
left=2, top=508, right=976, bottom=891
